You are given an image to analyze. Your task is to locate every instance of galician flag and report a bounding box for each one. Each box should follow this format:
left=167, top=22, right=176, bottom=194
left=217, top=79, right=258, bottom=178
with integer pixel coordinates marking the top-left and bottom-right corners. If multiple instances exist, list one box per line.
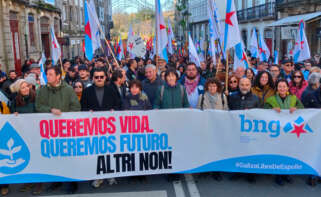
left=127, top=25, right=135, bottom=58
left=258, top=33, right=270, bottom=62
left=167, top=18, right=174, bottom=55
left=223, top=0, right=241, bottom=51
left=84, top=0, right=101, bottom=61
left=39, top=52, right=47, bottom=85
left=250, top=29, right=259, bottom=58
left=274, top=50, right=279, bottom=64
left=117, top=38, right=124, bottom=61
left=234, top=42, right=249, bottom=70
left=188, top=34, right=201, bottom=67
left=155, top=0, right=168, bottom=62
left=50, top=26, right=61, bottom=66
left=293, top=20, right=310, bottom=63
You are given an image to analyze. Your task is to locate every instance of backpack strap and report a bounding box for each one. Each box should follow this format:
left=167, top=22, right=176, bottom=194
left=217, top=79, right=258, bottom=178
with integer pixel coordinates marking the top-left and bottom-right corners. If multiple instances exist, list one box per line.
left=160, top=85, right=165, bottom=103
left=221, top=93, right=225, bottom=107
left=200, top=94, right=205, bottom=110
left=180, top=85, right=184, bottom=105
left=0, top=102, right=3, bottom=114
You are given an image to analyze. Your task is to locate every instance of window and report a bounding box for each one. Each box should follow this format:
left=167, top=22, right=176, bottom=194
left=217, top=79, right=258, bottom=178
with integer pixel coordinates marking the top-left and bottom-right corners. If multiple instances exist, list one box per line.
left=99, top=7, right=104, bottom=22
left=62, top=5, right=66, bottom=21
left=70, top=6, right=73, bottom=21
left=237, top=0, right=243, bottom=10
left=28, top=14, right=36, bottom=47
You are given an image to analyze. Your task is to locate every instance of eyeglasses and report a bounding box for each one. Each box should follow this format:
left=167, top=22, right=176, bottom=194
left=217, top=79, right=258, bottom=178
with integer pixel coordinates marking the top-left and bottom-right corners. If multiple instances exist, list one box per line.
left=230, top=80, right=237, bottom=83
left=270, top=69, right=279, bottom=72
left=294, top=76, right=302, bottom=79
left=94, top=76, right=105, bottom=79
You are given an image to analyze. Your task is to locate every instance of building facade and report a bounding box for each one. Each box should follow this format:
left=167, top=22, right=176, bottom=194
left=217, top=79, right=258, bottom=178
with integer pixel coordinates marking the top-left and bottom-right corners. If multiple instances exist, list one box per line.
left=186, top=0, right=225, bottom=42
left=0, top=0, right=60, bottom=74
left=94, top=0, right=113, bottom=40
left=55, top=0, right=85, bottom=59
left=236, top=0, right=276, bottom=53
left=272, top=0, right=321, bottom=57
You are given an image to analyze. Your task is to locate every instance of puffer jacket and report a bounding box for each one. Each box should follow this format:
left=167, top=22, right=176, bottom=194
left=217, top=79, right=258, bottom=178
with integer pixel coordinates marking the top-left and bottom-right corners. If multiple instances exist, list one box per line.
left=122, top=92, right=152, bottom=110
left=302, top=88, right=321, bottom=108
left=228, top=91, right=260, bottom=110
left=251, top=85, right=275, bottom=107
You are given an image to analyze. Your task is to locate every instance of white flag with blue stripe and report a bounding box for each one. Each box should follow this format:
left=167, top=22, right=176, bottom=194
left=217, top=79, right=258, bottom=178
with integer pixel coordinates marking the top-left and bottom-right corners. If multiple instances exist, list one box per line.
left=39, top=53, right=47, bottom=85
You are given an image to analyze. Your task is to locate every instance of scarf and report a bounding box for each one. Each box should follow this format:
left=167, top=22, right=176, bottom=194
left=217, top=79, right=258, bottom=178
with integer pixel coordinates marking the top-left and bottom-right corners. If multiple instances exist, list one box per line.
left=206, top=92, right=219, bottom=109
left=184, top=75, right=200, bottom=95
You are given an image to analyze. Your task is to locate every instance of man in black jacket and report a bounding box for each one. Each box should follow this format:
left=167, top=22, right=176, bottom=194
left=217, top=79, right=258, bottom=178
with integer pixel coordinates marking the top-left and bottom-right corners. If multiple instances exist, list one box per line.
left=109, top=69, right=127, bottom=101
left=81, top=68, right=121, bottom=111
left=228, top=78, right=260, bottom=110
left=228, top=77, right=260, bottom=183
left=126, top=59, right=137, bottom=81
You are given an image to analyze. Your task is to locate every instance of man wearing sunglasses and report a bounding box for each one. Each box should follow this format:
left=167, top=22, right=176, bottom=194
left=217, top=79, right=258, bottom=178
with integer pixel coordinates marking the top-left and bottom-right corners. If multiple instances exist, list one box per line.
left=81, top=68, right=121, bottom=112
left=280, top=59, right=294, bottom=82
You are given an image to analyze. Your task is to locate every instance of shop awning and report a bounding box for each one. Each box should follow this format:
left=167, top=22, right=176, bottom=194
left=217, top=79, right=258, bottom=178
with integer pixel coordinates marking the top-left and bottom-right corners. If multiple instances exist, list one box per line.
left=268, top=11, right=321, bottom=27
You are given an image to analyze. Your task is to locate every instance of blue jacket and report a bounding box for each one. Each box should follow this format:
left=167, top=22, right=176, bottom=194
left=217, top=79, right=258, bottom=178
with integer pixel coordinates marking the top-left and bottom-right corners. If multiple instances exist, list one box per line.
left=179, top=74, right=206, bottom=95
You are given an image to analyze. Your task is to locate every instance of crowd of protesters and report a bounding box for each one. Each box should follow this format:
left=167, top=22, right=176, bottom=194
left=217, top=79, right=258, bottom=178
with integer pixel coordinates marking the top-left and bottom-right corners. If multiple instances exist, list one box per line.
left=0, top=52, right=321, bottom=196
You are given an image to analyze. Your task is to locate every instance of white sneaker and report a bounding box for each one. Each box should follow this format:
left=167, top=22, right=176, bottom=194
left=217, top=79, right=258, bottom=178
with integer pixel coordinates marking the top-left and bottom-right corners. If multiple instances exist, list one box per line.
left=91, top=179, right=104, bottom=188
left=108, top=178, right=117, bottom=185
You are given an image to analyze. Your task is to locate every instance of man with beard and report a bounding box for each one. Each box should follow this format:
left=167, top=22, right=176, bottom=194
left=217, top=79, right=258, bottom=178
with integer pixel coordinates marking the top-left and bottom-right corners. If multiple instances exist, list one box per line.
left=179, top=63, right=205, bottom=108
left=2, top=70, right=17, bottom=98
left=228, top=77, right=260, bottom=183
left=228, top=77, right=260, bottom=110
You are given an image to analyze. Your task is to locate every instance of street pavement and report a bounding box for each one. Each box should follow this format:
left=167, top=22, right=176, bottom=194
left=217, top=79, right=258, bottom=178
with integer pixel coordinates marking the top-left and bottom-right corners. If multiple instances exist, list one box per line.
left=5, top=173, right=321, bottom=197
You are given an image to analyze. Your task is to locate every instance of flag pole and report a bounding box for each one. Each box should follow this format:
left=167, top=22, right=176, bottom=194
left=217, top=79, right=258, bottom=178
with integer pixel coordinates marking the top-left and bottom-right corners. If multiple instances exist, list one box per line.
left=59, top=57, right=65, bottom=79
left=225, top=50, right=229, bottom=92
left=155, top=16, right=159, bottom=72
left=99, top=44, right=113, bottom=71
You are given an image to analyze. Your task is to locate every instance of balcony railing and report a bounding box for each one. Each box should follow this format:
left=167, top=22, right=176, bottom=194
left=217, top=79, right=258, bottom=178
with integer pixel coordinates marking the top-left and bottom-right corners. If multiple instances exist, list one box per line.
left=237, top=2, right=276, bottom=23
left=276, top=0, right=320, bottom=8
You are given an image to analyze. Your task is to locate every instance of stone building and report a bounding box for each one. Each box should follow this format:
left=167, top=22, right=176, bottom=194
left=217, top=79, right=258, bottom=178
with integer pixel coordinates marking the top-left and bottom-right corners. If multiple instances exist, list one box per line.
left=0, top=0, right=61, bottom=74
left=269, top=0, right=321, bottom=57
left=55, top=0, right=85, bottom=59
left=236, top=0, right=276, bottom=54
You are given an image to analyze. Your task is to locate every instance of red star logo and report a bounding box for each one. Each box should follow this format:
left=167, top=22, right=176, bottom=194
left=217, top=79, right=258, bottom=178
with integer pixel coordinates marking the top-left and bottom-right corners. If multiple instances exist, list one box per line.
left=225, top=11, right=235, bottom=26
left=296, top=41, right=305, bottom=49
left=129, top=42, right=134, bottom=50
left=259, top=47, right=265, bottom=54
left=160, top=24, right=166, bottom=30
left=52, top=40, right=57, bottom=49
left=291, top=124, right=306, bottom=138
left=85, top=22, right=92, bottom=39
left=241, top=52, right=247, bottom=61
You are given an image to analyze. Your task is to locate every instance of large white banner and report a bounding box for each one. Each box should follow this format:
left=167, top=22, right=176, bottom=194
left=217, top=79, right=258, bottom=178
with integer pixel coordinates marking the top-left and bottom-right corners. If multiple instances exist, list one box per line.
left=0, top=109, right=320, bottom=184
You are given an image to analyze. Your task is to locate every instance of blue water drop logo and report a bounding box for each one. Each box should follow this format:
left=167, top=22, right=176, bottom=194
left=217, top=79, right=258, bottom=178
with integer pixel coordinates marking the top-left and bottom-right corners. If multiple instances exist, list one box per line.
left=0, top=122, right=30, bottom=174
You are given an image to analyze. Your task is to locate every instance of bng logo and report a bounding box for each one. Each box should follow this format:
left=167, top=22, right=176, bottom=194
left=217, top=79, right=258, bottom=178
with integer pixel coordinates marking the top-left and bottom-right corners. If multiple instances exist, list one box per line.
left=0, top=122, right=30, bottom=174
left=239, top=115, right=313, bottom=138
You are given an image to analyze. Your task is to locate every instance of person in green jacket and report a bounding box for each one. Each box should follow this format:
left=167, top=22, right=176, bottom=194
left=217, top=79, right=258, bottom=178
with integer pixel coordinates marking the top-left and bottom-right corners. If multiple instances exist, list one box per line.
left=153, top=68, right=189, bottom=109
left=35, top=66, right=80, bottom=194
left=36, top=67, right=80, bottom=115
left=264, top=78, right=303, bottom=186
left=264, top=79, right=304, bottom=114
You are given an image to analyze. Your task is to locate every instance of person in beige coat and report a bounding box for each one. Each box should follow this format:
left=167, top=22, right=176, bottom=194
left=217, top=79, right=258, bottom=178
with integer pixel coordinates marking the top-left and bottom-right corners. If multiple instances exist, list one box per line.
left=197, top=78, right=228, bottom=110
